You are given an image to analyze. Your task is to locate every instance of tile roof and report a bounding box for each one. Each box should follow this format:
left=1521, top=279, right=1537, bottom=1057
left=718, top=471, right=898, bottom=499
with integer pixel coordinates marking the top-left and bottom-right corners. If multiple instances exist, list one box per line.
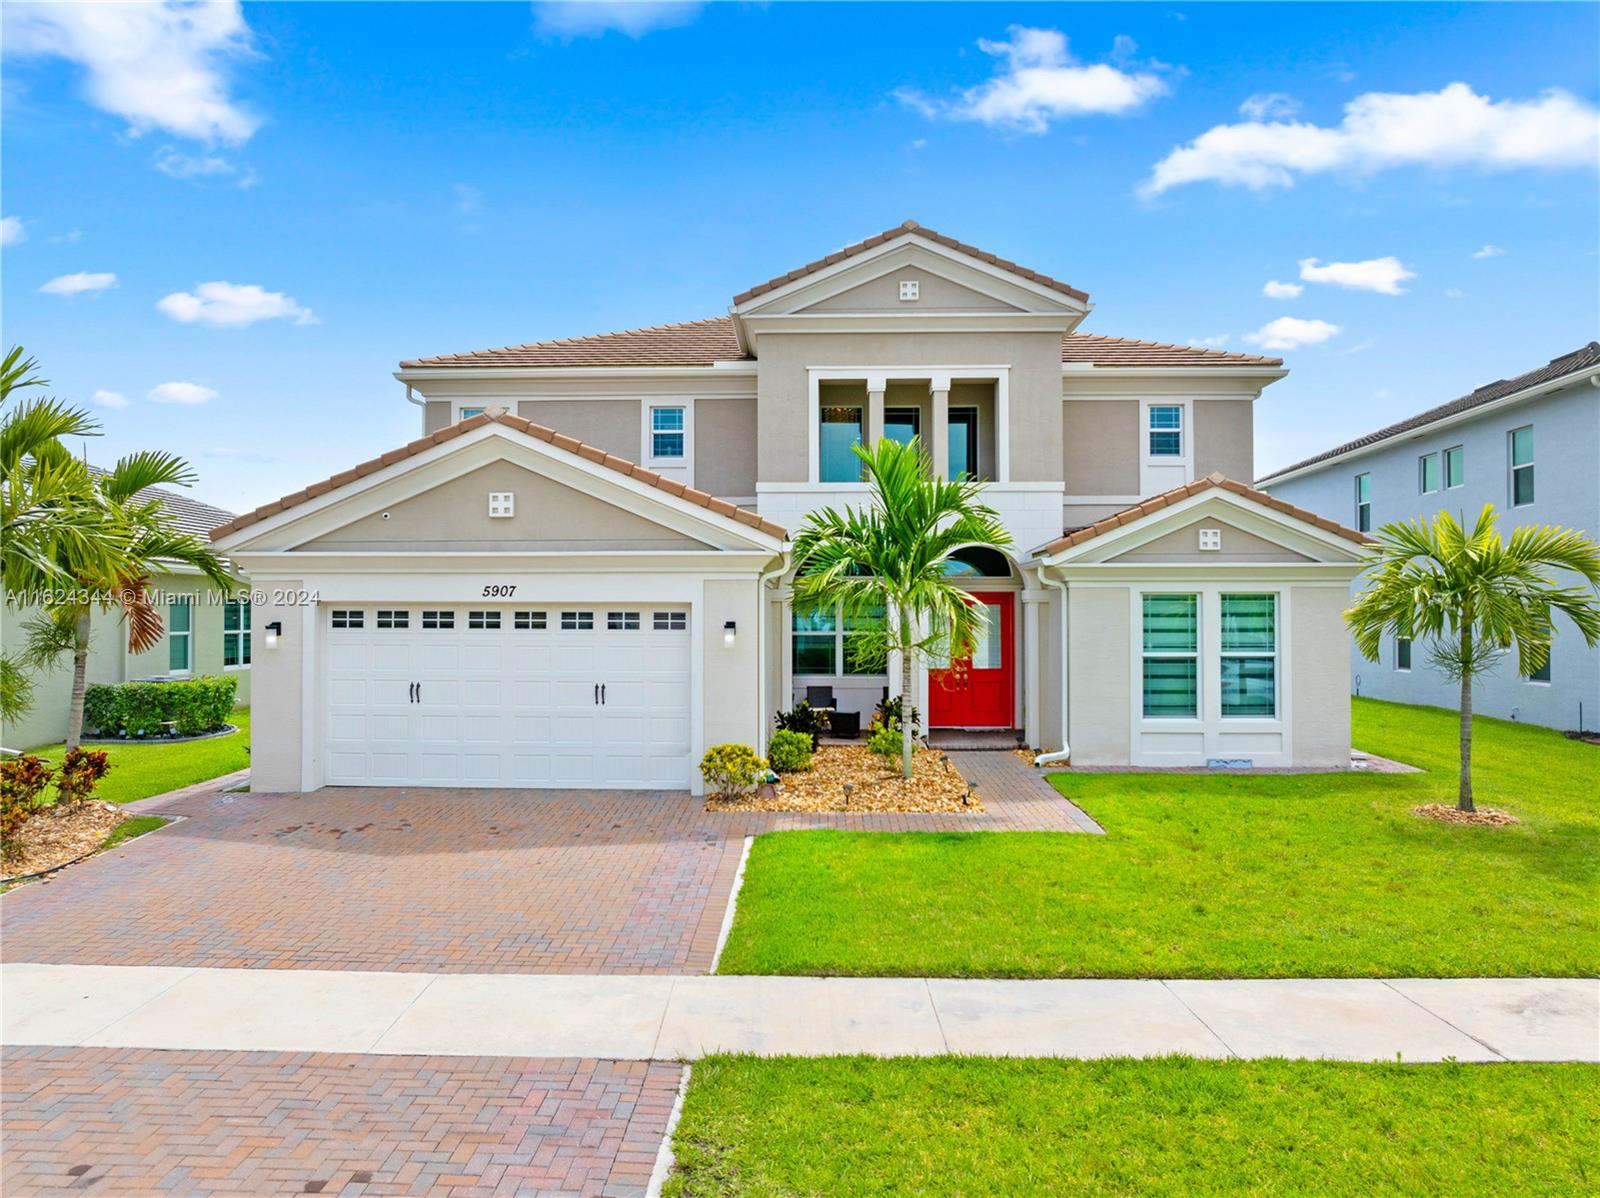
left=1039, top=472, right=1374, bottom=558
left=210, top=411, right=788, bottom=543
left=731, top=219, right=1091, bottom=306
left=87, top=466, right=236, bottom=539
left=1258, top=341, right=1600, bottom=484
left=402, top=316, right=1280, bottom=371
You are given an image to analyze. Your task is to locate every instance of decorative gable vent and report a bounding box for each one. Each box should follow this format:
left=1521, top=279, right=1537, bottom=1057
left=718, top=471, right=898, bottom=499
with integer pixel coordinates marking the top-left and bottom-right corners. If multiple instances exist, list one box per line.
left=1198, top=527, right=1222, bottom=551
left=488, top=492, right=515, bottom=519
left=898, top=280, right=919, bottom=302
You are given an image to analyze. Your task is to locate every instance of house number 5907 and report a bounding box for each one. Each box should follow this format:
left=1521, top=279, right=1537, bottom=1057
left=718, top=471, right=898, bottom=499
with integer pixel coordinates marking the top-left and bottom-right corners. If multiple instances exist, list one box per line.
left=481, top=584, right=517, bottom=597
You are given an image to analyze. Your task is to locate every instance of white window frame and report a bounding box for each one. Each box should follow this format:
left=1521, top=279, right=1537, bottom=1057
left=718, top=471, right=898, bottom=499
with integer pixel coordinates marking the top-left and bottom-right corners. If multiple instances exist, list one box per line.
left=1509, top=425, right=1535, bottom=508
left=1139, top=592, right=1200, bottom=720
left=791, top=601, right=885, bottom=679
left=1354, top=472, right=1371, bottom=533
left=1146, top=404, right=1185, bottom=459
left=222, top=598, right=251, bottom=671
left=1418, top=451, right=1440, bottom=495
left=167, top=598, right=193, bottom=676
left=642, top=399, right=694, bottom=485
left=1218, top=593, right=1278, bottom=720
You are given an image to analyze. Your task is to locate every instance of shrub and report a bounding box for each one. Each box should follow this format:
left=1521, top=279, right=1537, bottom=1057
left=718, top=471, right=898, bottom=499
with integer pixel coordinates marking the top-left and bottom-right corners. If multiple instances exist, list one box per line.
left=775, top=701, right=830, bottom=750
left=1, top=754, right=55, bottom=861
left=83, top=675, right=238, bottom=738
left=767, top=729, right=813, bottom=773
left=700, top=743, right=768, bottom=801
left=870, top=694, right=921, bottom=737
left=867, top=724, right=901, bottom=769
left=56, top=748, right=111, bottom=806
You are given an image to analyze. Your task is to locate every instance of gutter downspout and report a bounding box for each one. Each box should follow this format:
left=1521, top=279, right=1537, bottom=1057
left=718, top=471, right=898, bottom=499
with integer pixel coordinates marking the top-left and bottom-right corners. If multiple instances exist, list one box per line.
left=1034, top=567, right=1071, bottom=767
left=754, top=548, right=790, bottom=754
left=403, top=383, right=425, bottom=433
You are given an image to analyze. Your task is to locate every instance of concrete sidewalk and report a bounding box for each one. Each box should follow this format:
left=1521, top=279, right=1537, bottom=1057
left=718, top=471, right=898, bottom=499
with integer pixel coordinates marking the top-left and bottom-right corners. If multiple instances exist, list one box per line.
left=5, top=964, right=1595, bottom=1063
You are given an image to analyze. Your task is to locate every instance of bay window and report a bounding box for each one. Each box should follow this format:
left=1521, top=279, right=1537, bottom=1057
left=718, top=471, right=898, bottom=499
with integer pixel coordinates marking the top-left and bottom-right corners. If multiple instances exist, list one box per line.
left=1141, top=594, right=1198, bottom=718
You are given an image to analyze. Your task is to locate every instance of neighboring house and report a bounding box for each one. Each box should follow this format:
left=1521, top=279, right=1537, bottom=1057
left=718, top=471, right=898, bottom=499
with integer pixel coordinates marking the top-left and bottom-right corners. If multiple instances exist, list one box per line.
left=0, top=481, right=251, bottom=750
left=1259, top=342, right=1600, bottom=732
left=215, top=221, right=1372, bottom=795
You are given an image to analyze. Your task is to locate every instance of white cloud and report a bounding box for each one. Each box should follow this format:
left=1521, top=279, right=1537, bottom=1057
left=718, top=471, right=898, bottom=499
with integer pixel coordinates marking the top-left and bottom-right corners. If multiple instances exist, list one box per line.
left=40, top=270, right=118, bottom=297
left=1239, top=92, right=1299, bottom=121
left=453, top=183, right=482, bottom=215
left=154, top=146, right=256, bottom=186
left=532, top=2, right=702, bottom=39
left=157, top=281, right=317, bottom=328
left=3, top=0, right=260, bottom=144
left=1, top=216, right=24, bottom=246
left=1445, top=288, right=1467, bottom=300
left=50, top=228, right=83, bottom=243
left=1298, top=255, right=1416, bottom=295
left=1144, top=82, right=1600, bottom=195
left=148, top=381, right=217, bottom=405
left=1262, top=279, right=1303, bottom=299
left=1472, top=244, right=1506, bottom=259
left=1187, top=334, right=1230, bottom=347
left=91, top=389, right=129, bottom=408
left=896, top=27, right=1171, bottom=133
left=1244, top=316, right=1341, bottom=350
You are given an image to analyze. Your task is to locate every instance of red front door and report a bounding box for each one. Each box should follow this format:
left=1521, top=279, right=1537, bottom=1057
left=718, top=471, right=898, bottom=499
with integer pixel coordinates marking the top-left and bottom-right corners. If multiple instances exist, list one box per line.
left=929, top=592, right=1014, bottom=728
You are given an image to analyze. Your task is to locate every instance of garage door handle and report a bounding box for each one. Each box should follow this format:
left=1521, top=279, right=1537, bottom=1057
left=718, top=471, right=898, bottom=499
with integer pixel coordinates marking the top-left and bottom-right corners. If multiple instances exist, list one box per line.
left=601, top=683, right=606, bottom=705
left=594, top=683, right=599, bottom=705
left=408, top=682, right=416, bottom=704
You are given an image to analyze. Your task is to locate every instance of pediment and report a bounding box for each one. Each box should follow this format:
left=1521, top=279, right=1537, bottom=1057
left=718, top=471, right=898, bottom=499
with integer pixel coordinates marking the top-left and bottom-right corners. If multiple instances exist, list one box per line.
left=797, top=263, right=1024, bottom=314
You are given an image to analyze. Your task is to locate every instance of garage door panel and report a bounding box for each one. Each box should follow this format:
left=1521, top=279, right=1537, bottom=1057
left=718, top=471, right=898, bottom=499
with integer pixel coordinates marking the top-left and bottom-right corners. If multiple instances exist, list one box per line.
left=510, top=680, right=552, bottom=706
left=462, top=679, right=504, bottom=707
left=419, top=714, right=460, bottom=739
left=461, top=644, right=503, bottom=671
left=415, top=643, right=461, bottom=671
left=462, top=753, right=502, bottom=783
left=512, top=714, right=552, bottom=741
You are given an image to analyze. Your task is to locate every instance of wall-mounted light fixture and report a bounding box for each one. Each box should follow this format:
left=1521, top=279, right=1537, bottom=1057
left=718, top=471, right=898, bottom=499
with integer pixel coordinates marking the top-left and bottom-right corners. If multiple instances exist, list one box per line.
left=264, top=621, right=283, bottom=649
left=723, top=620, right=737, bottom=648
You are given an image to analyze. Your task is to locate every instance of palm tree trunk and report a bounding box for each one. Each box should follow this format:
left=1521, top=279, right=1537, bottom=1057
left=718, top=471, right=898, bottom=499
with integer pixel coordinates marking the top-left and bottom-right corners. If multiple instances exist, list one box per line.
left=900, top=651, right=914, bottom=779
left=1458, top=625, right=1474, bottom=813
left=64, top=607, right=92, bottom=752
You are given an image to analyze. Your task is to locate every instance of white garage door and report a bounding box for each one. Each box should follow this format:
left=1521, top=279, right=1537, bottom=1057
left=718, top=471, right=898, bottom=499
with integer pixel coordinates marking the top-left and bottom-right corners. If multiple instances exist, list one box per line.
left=324, top=605, right=692, bottom=789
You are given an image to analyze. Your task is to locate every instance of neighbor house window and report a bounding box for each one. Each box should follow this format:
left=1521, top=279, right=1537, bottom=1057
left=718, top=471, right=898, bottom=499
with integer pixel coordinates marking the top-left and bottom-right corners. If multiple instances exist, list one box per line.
left=1528, top=655, right=1552, bottom=684
left=1419, top=452, right=1440, bottom=494
left=222, top=598, right=251, bottom=668
left=168, top=599, right=192, bottom=673
left=1148, top=405, right=1183, bottom=456
left=947, top=407, right=979, bottom=480
left=650, top=406, right=685, bottom=459
left=819, top=405, right=864, bottom=482
left=1509, top=425, right=1535, bottom=506
left=883, top=406, right=920, bottom=447
left=1396, top=636, right=1412, bottom=671
left=1354, top=473, right=1371, bottom=533
left=1141, top=594, right=1198, bottom=718
left=1220, top=594, right=1277, bottom=718
left=792, top=604, right=881, bottom=676
left=1444, top=445, right=1464, bottom=489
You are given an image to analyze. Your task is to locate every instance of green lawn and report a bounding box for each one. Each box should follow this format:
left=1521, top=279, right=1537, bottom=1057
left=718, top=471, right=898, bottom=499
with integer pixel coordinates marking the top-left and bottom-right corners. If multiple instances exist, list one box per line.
left=717, top=699, right=1599, bottom=977
left=666, top=1056, right=1597, bottom=1197
left=100, top=815, right=170, bottom=851
left=35, top=708, right=250, bottom=805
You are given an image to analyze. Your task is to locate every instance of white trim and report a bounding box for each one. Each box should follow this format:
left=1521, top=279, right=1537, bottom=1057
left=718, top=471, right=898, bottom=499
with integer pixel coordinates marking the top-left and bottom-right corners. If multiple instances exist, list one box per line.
left=742, top=313, right=1074, bottom=335
left=1507, top=423, right=1535, bottom=509
left=642, top=398, right=695, bottom=488
left=1139, top=397, right=1192, bottom=495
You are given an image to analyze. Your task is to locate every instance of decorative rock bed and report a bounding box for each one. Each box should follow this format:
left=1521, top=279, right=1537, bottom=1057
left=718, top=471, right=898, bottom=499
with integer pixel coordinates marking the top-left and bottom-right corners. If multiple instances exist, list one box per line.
left=2, top=802, right=128, bottom=882
left=706, top=744, right=983, bottom=814
left=1412, top=803, right=1520, bottom=827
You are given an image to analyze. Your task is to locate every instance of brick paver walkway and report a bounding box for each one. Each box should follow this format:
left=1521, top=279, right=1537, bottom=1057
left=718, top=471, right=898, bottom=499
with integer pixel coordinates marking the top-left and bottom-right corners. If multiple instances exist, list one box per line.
left=2, top=755, right=1090, bottom=975
left=1, top=1046, right=680, bottom=1197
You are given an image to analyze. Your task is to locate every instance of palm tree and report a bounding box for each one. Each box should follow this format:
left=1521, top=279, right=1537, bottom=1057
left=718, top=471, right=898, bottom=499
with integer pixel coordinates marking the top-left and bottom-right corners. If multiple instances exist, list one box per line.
left=790, top=436, right=1012, bottom=778
left=1346, top=505, right=1600, bottom=811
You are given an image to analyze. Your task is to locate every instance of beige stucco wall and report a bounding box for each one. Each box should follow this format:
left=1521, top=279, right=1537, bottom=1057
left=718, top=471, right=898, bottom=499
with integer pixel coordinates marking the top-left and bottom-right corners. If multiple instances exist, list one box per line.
left=695, top=398, right=758, bottom=499
left=1194, top=399, right=1255, bottom=481
left=424, top=400, right=451, bottom=434
left=701, top=578, right=762, bottom=762
left=1, top=572, right=253, bottom=751
left=1112, top=518, right=1313, bottom=564
left=754, top=330, right=1066, bottom=484
left=297, top=461, right=708, bottom=553
left=802, top=266, right=1020, bottom=313
left=514, top=399, right=640, bottom=459
left=244, top=578, right=304, bottom=792
left=1066, top=585, right=1131, bottom=764
left=1063, top=400, right=1139, bottom=495
left=1291, top=585, right=1353, bottom=767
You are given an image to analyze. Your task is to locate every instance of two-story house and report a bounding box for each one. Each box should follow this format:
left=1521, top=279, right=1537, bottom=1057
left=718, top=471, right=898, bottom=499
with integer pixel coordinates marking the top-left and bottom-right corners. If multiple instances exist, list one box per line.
left=215, top=222, right=1372, bottom=794
left=1259, top=342, right=1600, bottom=732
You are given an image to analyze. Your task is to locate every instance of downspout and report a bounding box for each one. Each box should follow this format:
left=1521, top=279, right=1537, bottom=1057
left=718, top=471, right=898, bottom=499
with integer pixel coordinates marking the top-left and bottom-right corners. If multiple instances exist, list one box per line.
left=403, top=383, right=426, bottom=432
left=754, top=548, right=790, bottom=754
left=1034, top=567, right=1071, bottom=767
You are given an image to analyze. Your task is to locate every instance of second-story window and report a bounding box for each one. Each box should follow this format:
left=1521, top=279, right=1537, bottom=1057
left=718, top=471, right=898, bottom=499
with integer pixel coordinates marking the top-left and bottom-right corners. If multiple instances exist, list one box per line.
left=819, top=405, right=864, bottom=482
left=1354, top=473, right=1371, bottom=532
left=650, top=406, right=685, bottom=459
left=1148, top=405, right=1183, bottom=456
left=1444, top=445, right=1464, bottom=489
left=884, top=407, right=920, bottom=447
left=460, top=406, right=486, bottom=420
left=1419, top=452, right=1440, bottom=494
left=1509, top=425, right=1535, bottom=506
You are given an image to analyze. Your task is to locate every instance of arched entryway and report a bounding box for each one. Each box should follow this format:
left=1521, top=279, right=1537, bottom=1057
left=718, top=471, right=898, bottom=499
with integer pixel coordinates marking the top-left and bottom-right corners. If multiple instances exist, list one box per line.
left=928, top=547, right=1021, bottom=730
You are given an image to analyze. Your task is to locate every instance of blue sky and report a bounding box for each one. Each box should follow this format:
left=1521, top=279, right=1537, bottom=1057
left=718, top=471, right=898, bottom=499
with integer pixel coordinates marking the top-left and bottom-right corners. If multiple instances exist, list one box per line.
left=4, top=1, right=1597, bottom=513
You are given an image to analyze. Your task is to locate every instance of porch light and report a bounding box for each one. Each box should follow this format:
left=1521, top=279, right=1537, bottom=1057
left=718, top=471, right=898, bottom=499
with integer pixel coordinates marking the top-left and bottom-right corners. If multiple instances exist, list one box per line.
left=264, top=621, right=283, bottom=649
left=723, top=620, right=737, bottom=647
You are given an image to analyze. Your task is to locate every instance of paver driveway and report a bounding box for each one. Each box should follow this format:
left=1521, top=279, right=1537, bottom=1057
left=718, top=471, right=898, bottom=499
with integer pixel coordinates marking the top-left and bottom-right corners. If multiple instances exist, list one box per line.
left=2, top=1046, right=680, bottom=1197
left=1, top=754, right=1087, bottom=975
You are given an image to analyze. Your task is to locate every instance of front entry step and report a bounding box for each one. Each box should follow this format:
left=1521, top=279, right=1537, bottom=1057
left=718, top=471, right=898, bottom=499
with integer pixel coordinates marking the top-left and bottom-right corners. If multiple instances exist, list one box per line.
left=927, top=729, right=1025, bottom=751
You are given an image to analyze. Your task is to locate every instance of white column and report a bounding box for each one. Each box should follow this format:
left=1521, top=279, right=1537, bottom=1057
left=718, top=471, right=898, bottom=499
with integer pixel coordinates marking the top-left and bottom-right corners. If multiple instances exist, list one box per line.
left=866, top=387, right=885, bottom=449
left=1022, top=590, right=1045, bottom=746
left=779, top=590, right=794, bottom=713
left=930, top=385, right=950, bottom=480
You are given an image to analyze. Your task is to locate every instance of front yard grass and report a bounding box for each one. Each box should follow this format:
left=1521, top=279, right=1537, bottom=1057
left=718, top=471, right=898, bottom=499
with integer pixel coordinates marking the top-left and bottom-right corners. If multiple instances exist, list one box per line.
left=34, top=708, right=251, bottom=806
left=716, top=699, right=1599, bottom=977
left=666, top=1056, right=1597, bottom=1197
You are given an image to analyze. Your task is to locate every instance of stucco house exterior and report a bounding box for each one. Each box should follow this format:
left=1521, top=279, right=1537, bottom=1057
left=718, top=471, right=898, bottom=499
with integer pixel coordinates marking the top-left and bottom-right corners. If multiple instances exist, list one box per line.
left=1, top=482, right=251, bottom=751
left=214, top=221, right=1373, bottom=795
left=1259, top=342, right=1600, bottom=732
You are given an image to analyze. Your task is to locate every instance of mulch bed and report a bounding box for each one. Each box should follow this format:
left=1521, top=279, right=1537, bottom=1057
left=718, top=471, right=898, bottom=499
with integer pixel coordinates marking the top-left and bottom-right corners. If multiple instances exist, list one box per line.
left=1413, top=803, right=1521, bottom=827
left=2, top=802, right=127, bottom=881
left=706, top=744, right=983, bottom=813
